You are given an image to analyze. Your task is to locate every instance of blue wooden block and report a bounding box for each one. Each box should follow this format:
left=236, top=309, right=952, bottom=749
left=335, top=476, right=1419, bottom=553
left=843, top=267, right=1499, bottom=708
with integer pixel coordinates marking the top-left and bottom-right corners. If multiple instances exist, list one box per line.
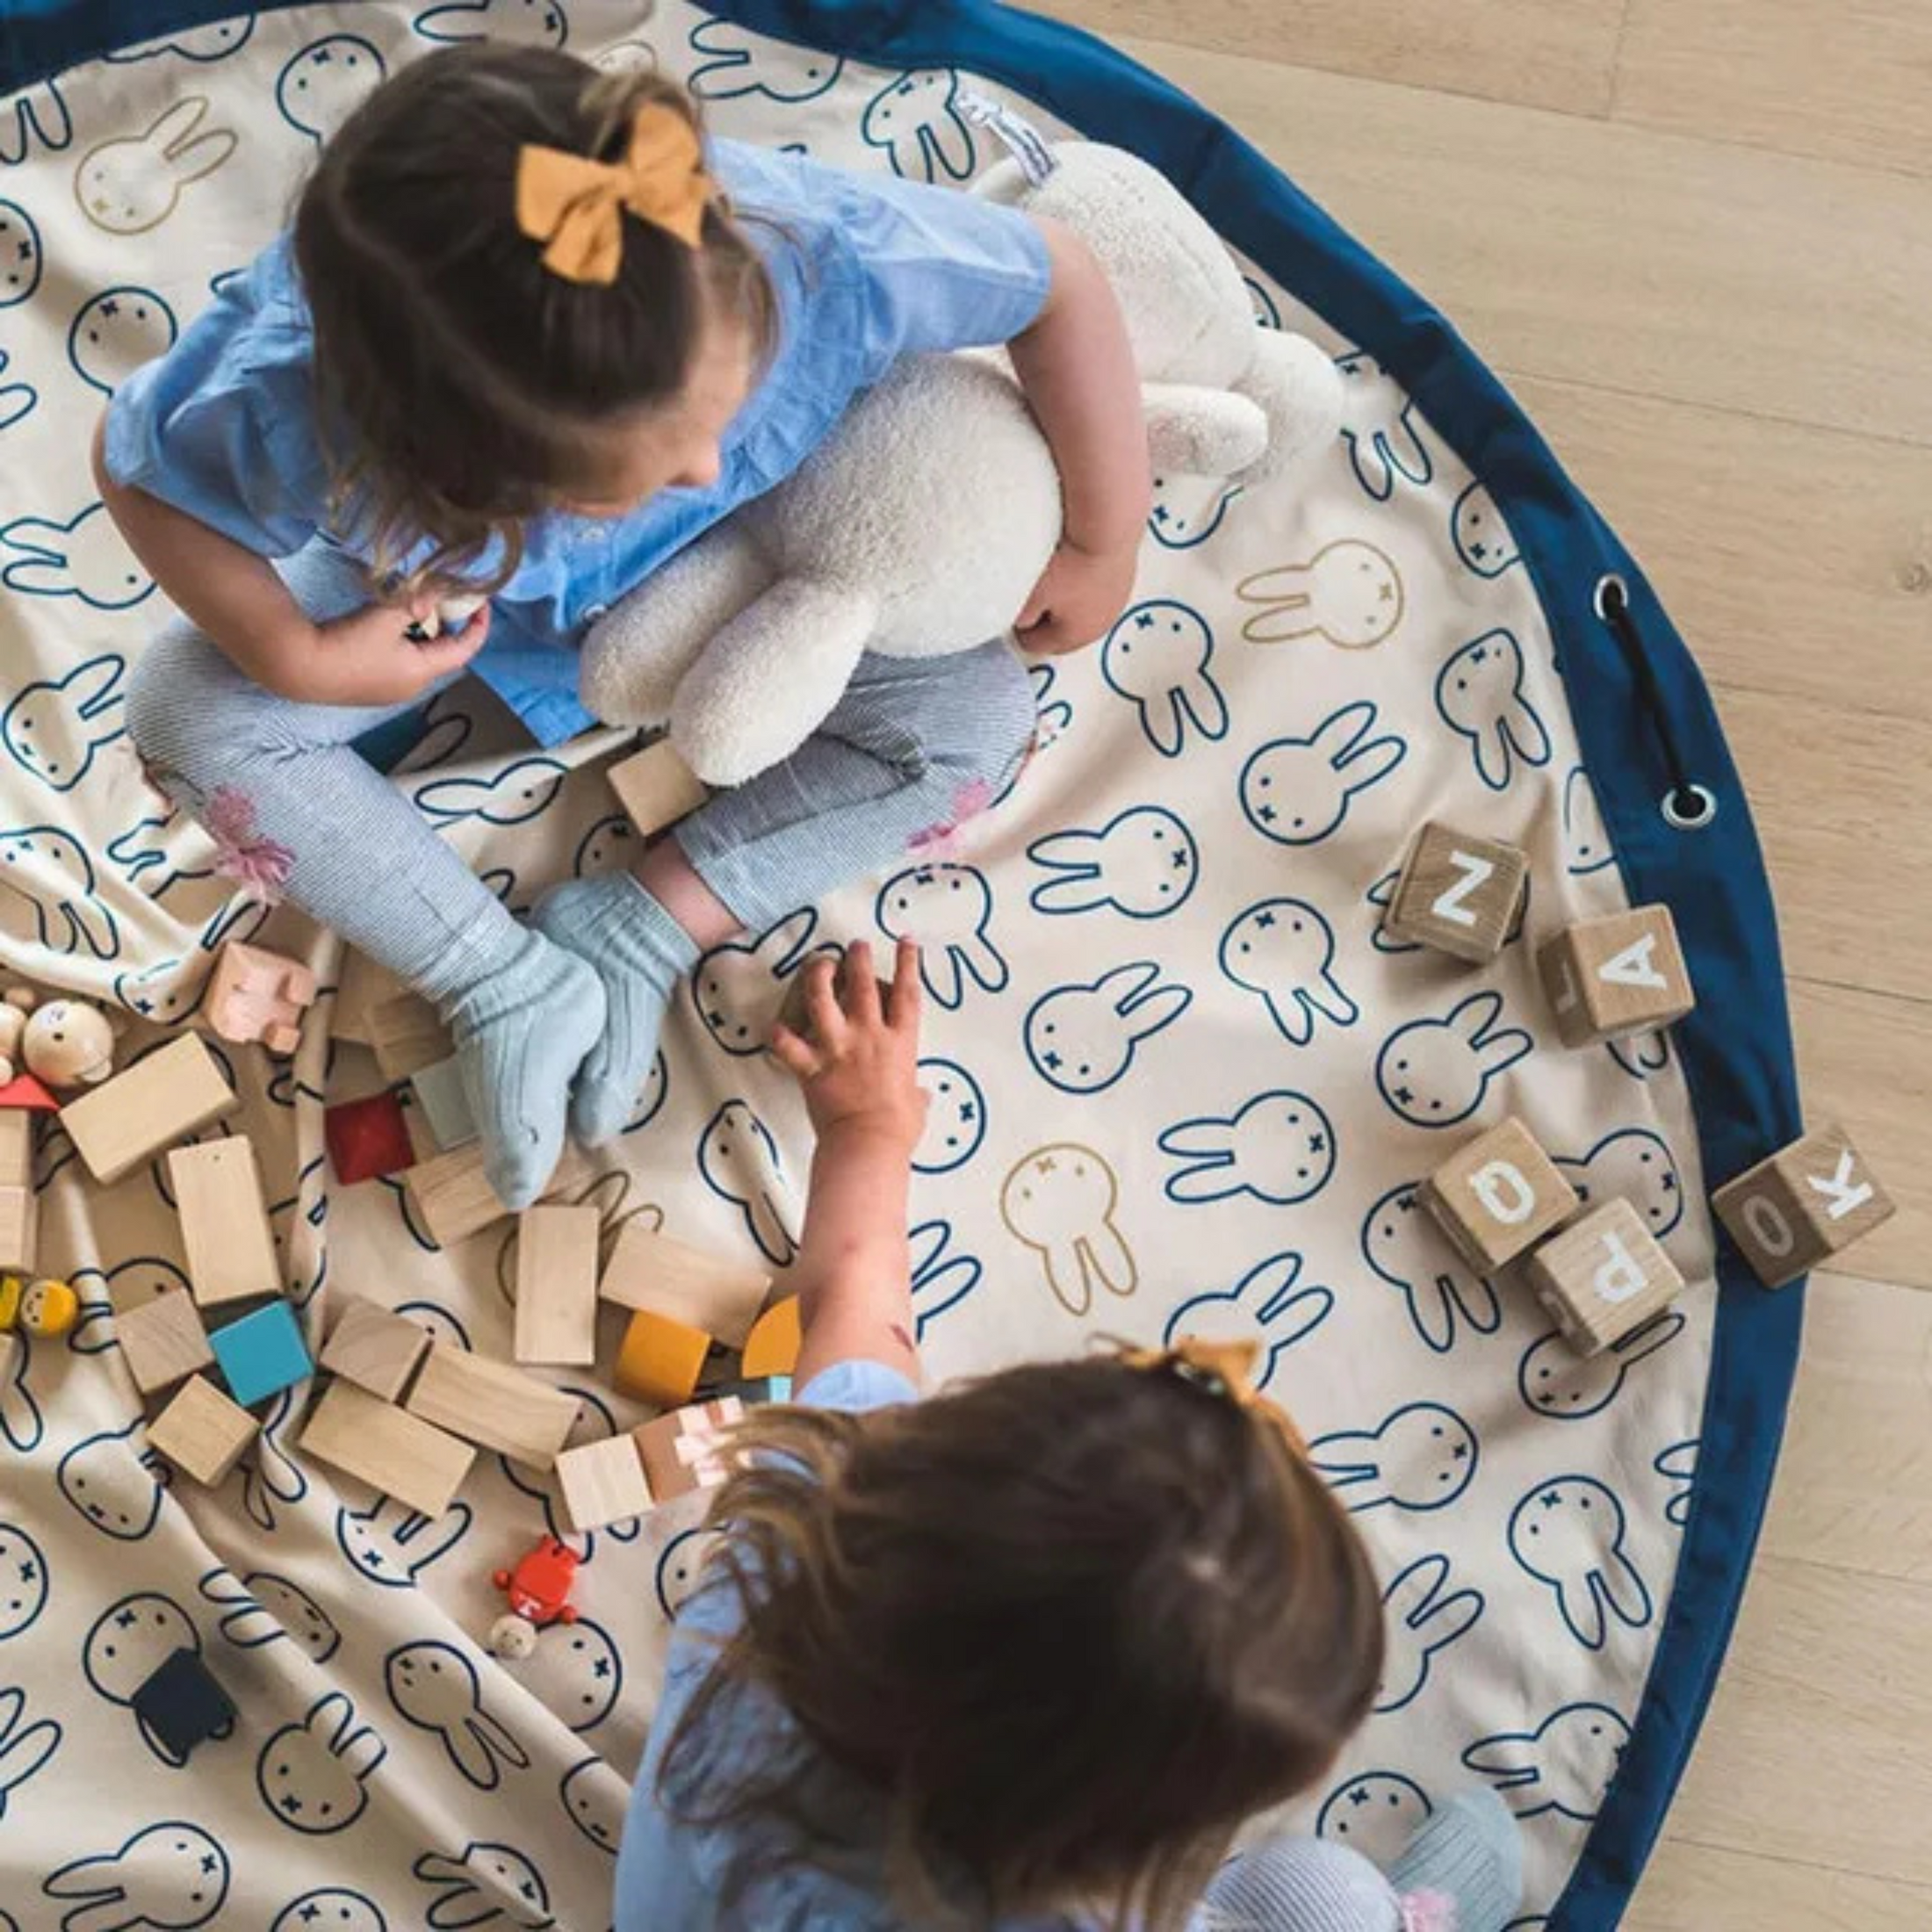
left=210, top=1299, right=312, bottom=1407
left=132, top=1646, right=235, bottom=1763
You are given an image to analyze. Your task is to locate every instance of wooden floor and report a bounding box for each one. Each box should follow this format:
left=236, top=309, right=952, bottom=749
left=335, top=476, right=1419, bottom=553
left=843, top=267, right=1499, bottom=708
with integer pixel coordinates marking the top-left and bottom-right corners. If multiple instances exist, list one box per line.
left=1036, top=4, right=1932, bottom=1924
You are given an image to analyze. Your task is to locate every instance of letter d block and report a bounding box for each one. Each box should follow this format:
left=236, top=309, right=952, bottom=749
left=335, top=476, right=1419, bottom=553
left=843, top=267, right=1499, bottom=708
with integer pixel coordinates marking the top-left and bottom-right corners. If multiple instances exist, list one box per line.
left=1386, top=823, right=1528, bottom=962
left=1712, top=1124, right=1895, bottom=1288
left=1421, top=1116, right=1580, bottom=1272
left=1525, top=1199, right=1683, bottom=1356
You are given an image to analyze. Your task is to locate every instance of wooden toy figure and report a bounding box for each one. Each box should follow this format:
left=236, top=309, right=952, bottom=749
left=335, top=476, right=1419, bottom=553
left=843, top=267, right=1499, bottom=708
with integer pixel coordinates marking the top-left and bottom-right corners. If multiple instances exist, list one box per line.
left=0, top=1275, right=21, bottom=1330
left=21, top=999, right=117, bottom=1088
left=19, top=1276, right=79, bottom=1338
left=205, top=940, right=319, bottom=1055
left=488, top=1535, right=581, bottom=1659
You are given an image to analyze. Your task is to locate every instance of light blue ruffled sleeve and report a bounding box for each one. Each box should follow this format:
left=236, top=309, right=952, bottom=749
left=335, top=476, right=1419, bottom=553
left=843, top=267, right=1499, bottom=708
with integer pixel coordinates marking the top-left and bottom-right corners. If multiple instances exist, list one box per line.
left=103, top=235, right=332, bottom=559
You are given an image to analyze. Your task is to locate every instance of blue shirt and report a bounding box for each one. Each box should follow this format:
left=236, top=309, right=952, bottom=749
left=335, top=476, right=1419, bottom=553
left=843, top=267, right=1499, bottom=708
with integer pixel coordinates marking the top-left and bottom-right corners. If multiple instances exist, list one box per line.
left=104, top=141, right=1052, bottom=746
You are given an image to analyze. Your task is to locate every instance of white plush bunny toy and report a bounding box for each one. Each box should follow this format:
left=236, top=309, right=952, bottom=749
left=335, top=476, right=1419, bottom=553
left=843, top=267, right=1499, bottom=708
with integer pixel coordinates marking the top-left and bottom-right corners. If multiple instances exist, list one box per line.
left=580, top=138, right=1342, bottom=786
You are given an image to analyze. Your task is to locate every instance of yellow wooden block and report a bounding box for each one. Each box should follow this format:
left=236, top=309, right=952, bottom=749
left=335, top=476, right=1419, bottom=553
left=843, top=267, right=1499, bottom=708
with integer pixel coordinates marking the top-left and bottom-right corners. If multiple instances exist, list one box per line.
left=148, top=1374, right=258, bottom=1486
left=597, top=1222, right=770, bottom=1349
left=168, top=1135, right=281, bottom=1308
left=301, top=1379, right=475, bottom=1518
left=61, top=1034, right=238, bottom=1185
left=613, top=1309, right=710, bottom=1409
left=739, top=1295, right=801, bottom=1380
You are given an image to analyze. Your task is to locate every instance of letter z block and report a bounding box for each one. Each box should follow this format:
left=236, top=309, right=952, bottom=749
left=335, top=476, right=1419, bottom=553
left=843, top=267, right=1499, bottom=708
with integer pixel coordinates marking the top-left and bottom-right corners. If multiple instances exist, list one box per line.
left=1385, top=823, right=1528, bottom=962
left=1525, top=1198, right=1683, bottom=1356
left=1420, top=1116, right=1579, bottom=1272
left=1712, top=1125, right=1896, bottom=1289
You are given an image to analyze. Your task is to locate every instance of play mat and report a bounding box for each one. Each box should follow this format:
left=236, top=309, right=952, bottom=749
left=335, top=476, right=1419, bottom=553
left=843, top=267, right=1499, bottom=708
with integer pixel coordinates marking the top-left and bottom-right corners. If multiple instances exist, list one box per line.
left=0, top=3, right=1803, bottom=1927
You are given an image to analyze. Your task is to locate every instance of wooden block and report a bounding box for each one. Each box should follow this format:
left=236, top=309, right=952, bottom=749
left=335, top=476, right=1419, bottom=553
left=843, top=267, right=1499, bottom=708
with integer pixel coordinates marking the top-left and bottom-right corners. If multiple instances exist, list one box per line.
left=168, top=1136, right=281, bottom=1308
left=148, top=1374, right=258, bottom=1485
left=324, top=1091, right=415, bottom=1184
left=205, top=940, right=317, bottom=1056
left=132, top=1647, right=235, bottom=1761
left=320, top=1297, right=433, bottom=1402
left=300, top=1379, right=474, bottom=1517
left=0, top=1072, right=60, bottom=1112
left=401, top=1137, right=594, bottom=1248
left=406, top=1343, right=580, bottom=1470
left=208, top=1300, right=312, bottom=1407
left=61, top=1034, right=238, bottom=1185
left=113, top=1289, right=213, bottom=1396
left=1419, top=1116, right=1581, bottom=1272
left=553, top=1434, right=654, bottom=1532
left=635, top=1396, right=745, bottom=1500
left=1384, top=822, right=1529, bottom=962
left=608, top=739, right=709, bottom=837
left=410, top=1055, right=477, bottom=1151
left=740, top=1295, right=802, bottom=1380
left=597, top=1222, right=770, bottom=1350
left=1712, top=1124, right=1897, bottom=1289
left=1537, top=905, right=1695, bottom=1046
left=331, top=948, right=404, bottom=1047
left=0, top=1186, right=34, bottom=1275
left=613, top=1309, right=710, bottom=1409
left=1525, top=1198, right=1684, bottom=1356
left=369, top=992, right=452, bottom=1082
left=0, top=1110, right=30, bottom=1188
left=515, top=1206, right=601, bottom=1366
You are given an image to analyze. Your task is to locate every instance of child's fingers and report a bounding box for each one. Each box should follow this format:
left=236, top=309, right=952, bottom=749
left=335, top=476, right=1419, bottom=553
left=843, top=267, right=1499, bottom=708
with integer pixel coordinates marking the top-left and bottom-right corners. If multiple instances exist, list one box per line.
left=803, top=953, right=847, bottom=1049
left=842, top=941, right=882, bottom=1025
left=887, top=940, right=922, bottom=1032
left=768, top=1023, right=821, bottom=1082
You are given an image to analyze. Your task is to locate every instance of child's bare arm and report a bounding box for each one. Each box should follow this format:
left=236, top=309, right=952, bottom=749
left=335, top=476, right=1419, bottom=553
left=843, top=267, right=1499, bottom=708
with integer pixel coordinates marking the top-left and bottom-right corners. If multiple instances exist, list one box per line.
left=1007, top=214, right=1152, bottom=656
left=770, top=940, right=926, bottom=1388
left=92, top=415, right=486, bottom=707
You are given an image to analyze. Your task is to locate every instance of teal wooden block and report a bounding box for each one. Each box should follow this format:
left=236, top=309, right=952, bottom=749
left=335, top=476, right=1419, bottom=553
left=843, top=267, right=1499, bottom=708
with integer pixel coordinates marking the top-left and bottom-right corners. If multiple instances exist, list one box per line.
left=210, top=1300, right=312, bottom=1408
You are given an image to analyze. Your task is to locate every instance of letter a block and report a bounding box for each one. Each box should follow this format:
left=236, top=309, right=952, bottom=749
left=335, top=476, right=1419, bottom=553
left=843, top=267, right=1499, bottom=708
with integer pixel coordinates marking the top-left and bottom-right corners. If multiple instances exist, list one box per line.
left=1386, top=823, right=1528, bottom=962
left=1712, top=1125, right=1895, bottom=1288
left=1525, top=1198, right=1683, bottom=1356
left=1537, top=905, right=1694, bottom=1046
left=1420, top=1117, right=1579, bottom=1272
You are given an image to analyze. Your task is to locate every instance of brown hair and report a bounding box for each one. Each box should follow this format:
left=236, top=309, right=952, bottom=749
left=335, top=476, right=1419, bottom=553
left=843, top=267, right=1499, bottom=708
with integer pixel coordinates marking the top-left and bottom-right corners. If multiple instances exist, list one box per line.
left=660, top=1355, right=1384, bottom=1929
left=292, top=44, right=775, bottom=590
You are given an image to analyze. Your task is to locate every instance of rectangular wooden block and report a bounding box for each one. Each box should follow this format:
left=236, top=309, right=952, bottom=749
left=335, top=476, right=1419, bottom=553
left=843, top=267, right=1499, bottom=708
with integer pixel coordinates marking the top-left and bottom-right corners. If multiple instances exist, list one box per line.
left=1538, top=905, right=1695, bottom=1046
left=1420, top=1116, right=1580, bottom=1272
left=409, top=1055, right=477, bottom=1151
left=402, top=1138, right=594, bottom=1248
left=148, top=1374, right=258, bottom=1485
left=369, top=992, right=452, bottom=1082
left=635, top=1396, right=745, bottom=1501
left=515, top=1205, right=602, bottom=1366
left=597, top=1222, right=770, bottom=1350
left=1525, top=1198, right=1684, bottom=1356
left=608, top=739, right=710, bottom=838
left=0, top=1185, right=34, bottom=1274
left=205, top=940, right=317, bottom=1055
left=168, top=1135, right=281, bottom=1308
left=320, top=1297, right=433, bottom=1402
left=114, top=1289, right=213, bottom=1396
left=208, top=1299, right=312, bottom=1407
left=406, top=1343, right=580, bottom=1470
left=614, top=1308, right=710, bottom=1409
left=331, top=948, right=405, bottom=1047
left=1385, top=822, right=1529, bottom=962
left=1712, top=1123, right=1897, bottom=1289
left=301, top=1378, right=475, bottom=1518
left=61, top=1034, right=238, bottom=1185
left=0, top=1110, right=30, bottom=1188
left=553, top=1434, right=654, bottom=1532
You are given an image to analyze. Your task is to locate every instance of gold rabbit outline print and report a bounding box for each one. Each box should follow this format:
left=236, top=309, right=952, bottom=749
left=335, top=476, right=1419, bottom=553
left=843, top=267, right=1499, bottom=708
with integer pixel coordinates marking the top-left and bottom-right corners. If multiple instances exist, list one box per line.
left=1237, top=538, right=1405, bottom=650
left=999, top=1140, right=1138, bottom=1318
left=75, top=97, right=239, bottom=236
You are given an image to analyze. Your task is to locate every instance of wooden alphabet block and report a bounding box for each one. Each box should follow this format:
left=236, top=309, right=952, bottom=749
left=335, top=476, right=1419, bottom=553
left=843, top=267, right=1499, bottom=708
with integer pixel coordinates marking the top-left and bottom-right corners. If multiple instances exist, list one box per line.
left=114, top=1288, right=214, bottom=1396
left=168, top=1135, right=281, bottom=1308
left=148, top=1373, right=258, bottom=1485
left=410, top=1055, right=478, bottom=1151
left=597, top=1222, right=770, bottom=1350
left=61, top=1034, right=238, bottom=1184
left=515, top=1206, right=602, bottom=1366
left=635, top=1396, right=745, bottom=1501
left=613, top=1309, right=710, bottom=1409
left=1525, top=1198, right=1684, bottom=1356
left=1385, top=823, right=1528, bottom=962
left=1712, top=1124, right=1896, bottom=1288
left=553, top=1434, right=654, bottom=1532
left=1537, top=906, right=1694, bottom=1047
left=608, top=739, right=710, bottom=838
left=368, top=992, right=452, bottom=1082
left=300, top=1379, right=475, bottom=1517
left=406, top=1343, right=580, bottom=1470
left=209, top=1299, right=312, bottom=1407
left=1420, top=1117, right=1580, bottom=1272
left=320, top=1297, right=433, bottom=1402
left=205, top=941, right=317, bottom=1056
left=402, top=1138, right=595, bottom=1249
left=739, top=1295, right=802, bottom=1380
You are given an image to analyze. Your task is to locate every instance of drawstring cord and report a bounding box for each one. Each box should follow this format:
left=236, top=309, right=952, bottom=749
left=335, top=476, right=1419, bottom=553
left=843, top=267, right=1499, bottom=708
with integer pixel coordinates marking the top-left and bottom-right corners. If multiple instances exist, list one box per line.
left=1593, top=574, right=1717, bottom=830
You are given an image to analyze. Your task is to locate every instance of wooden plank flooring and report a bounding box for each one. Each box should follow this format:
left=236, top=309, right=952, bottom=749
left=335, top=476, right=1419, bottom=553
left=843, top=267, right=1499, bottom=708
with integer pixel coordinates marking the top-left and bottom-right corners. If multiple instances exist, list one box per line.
left=1036, top=3, right=1932, bottom=1921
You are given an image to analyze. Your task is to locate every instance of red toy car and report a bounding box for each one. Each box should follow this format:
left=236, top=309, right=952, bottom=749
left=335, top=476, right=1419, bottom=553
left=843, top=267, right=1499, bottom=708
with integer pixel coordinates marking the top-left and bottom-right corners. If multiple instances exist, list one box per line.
left=487, top=1537, right=580, bottom=1659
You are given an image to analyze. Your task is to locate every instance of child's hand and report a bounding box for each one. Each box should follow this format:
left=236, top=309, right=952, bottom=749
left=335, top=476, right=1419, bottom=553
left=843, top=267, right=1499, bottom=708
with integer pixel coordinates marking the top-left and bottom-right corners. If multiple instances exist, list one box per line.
left=279, top=599, right=490, bottom=706
left=770, top=939, right=926, bottom=1151
left=1016, top=534, right=1140, bottom=656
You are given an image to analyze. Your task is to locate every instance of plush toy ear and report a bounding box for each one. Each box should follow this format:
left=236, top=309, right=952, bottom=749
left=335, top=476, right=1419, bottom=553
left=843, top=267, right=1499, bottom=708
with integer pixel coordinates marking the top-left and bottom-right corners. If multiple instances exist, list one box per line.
left=1143, top=382, right=1269, bottom=478
left=1234, top=330, right=1347, bottom=484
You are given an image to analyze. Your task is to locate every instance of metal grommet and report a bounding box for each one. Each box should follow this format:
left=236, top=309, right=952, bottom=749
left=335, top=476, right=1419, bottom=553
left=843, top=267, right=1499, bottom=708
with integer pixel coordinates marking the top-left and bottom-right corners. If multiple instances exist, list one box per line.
left=1593, top=573, right=1629, bottom=622
left=1662, top=783, right=1718, bottom=831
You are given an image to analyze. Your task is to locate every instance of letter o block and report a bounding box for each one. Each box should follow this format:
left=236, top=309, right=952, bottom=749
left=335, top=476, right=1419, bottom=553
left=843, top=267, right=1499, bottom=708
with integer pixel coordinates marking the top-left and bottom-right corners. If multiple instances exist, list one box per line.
left=1420, top=1117, right=1579, bottom=1272
left=1712, top=1125, right=1895, bottom=1288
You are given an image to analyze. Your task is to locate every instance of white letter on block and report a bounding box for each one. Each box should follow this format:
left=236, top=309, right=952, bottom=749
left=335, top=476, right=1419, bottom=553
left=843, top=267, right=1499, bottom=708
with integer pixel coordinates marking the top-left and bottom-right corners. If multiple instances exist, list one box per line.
left=1806, top=1150, right=1873, bottom=1222
left=1431, top=852, right=1495, bottom=928
left=1471, top=1161, right=1535, bottom=1226
left=1591, top=1232, right=1647, bottom=1303
left=1599, top=934, right=1666, bottom=989
left=1742, top=1194, right=1796, bottom=1258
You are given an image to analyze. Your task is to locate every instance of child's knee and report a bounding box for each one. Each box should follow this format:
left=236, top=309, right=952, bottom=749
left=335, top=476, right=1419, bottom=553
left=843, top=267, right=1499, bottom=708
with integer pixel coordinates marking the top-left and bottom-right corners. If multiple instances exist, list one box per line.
left=126, top=622, right=270, bottom=784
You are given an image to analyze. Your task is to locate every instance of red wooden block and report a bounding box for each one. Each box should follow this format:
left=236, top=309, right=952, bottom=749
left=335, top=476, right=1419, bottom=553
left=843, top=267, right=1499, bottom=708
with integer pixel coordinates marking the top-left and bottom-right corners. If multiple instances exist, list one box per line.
left=325, top=1092, right=415, bottom=1185
left=0, top=1073, right=59, bottom=1113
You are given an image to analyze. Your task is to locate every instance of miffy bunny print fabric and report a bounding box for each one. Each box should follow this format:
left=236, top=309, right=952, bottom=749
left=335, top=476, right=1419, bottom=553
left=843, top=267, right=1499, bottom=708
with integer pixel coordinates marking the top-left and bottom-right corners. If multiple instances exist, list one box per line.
left=0, top=4, right=1790, bottom=1927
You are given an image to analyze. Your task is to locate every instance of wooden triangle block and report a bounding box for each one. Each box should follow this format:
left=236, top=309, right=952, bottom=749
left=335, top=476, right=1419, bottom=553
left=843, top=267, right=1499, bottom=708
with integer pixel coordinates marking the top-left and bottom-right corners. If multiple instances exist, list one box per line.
left=0, top=1073, right=59, bottom=1113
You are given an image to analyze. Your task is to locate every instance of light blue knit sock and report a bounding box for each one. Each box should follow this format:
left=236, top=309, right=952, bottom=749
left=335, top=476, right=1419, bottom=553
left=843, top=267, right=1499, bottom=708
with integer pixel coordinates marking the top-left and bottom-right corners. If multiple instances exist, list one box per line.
left=1388, top=1790, right=1522, bottom=1931
left=442, top=927, right=608, bottom=1212
left=530, top=874, right=697, bottom=1147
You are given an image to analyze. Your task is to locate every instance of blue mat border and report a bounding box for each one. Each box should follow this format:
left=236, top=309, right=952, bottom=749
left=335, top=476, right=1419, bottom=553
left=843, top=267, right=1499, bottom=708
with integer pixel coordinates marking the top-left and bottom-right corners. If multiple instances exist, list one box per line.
left=3, top=3, right=1806, bottom=1922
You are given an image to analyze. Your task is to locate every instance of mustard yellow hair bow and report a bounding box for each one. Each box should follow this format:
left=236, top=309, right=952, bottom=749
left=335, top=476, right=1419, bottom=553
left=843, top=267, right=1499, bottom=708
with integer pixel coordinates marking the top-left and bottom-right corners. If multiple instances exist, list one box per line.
left=515, top=101, right=711, bottom=285
left=1121, top=1336, right=1310, bottom=1454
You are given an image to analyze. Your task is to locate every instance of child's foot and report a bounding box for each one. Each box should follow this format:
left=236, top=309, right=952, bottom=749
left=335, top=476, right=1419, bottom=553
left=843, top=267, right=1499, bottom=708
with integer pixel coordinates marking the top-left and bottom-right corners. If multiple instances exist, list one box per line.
left=1388, top=1789, right=1522, bottom=1931
left=530, top=873, right=698, bottom=1146
left=444, top=927, right=606, bottom=1211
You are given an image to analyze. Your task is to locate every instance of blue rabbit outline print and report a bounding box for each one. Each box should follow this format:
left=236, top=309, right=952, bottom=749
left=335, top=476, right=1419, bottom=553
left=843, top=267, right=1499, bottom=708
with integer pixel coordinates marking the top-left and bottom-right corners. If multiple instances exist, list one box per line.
left=1027, top=804, right=1199, bottom=920
left=1101, top=599, right=1229, bottom=760
left=1374, top=1552, right=1484, bottom=1714
left=1359, top=1179, right=1500, bottom=1354
left=1239, top=699, right=1407, bottom=847
left=1507, top=1474, right=1653, bottom=1651
left=67, top=285, right=179, bottom=395
left=861, top=68, right=976, bottom=182
left=44, top=1820, right=229, bottom=1930
left=687, top=14, right=845, bottom=102
left=1434, top=630, right=1552, bottom=792
left=1517, top=1308, right=1685, bottom=1422
left=1309, top=1402, right=1480, bottom=1514
left=1375, top=990, right=1532, bottom=1128
left=0, top=346, right=34, bottom=435
left=1463, top=1702, right=1632, bottom=1821
left=1159, top=1090, right=1337, bottom=1208
left=0, top=198, right=42, bottom=308
left=1024, top=960, right=1192, bottom=1095
left=4, top=652, right=126, bottom=792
